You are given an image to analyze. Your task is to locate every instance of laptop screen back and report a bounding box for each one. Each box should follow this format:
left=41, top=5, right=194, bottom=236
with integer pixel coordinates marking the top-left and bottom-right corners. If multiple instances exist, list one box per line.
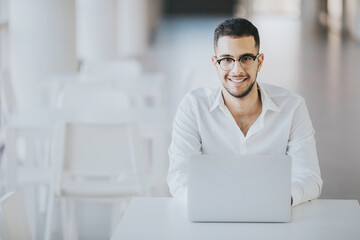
left=188, top=155, right=292, bottom=222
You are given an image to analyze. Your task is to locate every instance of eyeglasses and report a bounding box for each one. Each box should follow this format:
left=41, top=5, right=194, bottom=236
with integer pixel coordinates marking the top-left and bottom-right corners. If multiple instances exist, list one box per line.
left=216, top=53, right=260, bottom=71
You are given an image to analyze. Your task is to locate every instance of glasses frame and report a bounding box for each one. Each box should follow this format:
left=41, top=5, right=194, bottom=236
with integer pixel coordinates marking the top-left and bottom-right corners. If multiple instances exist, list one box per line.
left=216, top=53, right=261, bottom=71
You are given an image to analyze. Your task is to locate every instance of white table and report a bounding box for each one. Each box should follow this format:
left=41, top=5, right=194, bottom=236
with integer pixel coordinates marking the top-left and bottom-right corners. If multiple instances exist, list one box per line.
left=42, top=72, right=165, bottom=107
left=111, top=198, right=360, bottom=240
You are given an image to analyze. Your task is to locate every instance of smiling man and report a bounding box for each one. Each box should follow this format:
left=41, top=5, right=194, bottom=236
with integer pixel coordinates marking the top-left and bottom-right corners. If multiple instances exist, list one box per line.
left=167, top=18, right=323, bottom=207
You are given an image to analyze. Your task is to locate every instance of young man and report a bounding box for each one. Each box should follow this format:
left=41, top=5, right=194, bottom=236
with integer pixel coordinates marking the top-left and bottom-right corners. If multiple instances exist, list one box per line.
left=168, top=18, right=323, bottom=207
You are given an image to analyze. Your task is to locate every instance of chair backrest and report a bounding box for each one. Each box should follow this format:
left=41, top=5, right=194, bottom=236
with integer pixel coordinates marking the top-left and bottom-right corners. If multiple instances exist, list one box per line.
left=56, top=83, right=132, bottom=110
left=0, top=69, right=17, bottom=126
left=185, top=65, right=220, bottom=92
left=80, top=59, right=142, bottom=77
left=0, top=192, right=33, bottom=240
left=51, top=122, right=142, bottom=188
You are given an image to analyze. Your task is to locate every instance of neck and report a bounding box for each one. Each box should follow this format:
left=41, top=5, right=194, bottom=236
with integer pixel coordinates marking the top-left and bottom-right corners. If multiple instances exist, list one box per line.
left=222, top=82, right=262, bottom=116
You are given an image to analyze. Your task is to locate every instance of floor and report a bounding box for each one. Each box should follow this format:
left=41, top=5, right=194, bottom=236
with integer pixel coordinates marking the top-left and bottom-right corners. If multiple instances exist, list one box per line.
left=37, top=13, right=360, bottom=239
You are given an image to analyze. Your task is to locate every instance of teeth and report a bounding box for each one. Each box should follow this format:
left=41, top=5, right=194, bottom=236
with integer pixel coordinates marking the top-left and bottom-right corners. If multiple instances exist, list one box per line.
left=230, top=78, right=246, bottom=83
left=232, top=79, right=244, bottom=83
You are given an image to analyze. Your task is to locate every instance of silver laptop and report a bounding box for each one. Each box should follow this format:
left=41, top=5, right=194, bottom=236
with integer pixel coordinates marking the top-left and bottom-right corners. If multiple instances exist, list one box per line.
left=188, top=155, right=292, bottom=222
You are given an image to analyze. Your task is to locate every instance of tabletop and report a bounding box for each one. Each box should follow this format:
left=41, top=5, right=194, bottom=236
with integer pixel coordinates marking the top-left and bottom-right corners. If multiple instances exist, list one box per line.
left=111, top=197, right=360, bottom=240
left=7, top=107, right=170, bottom=128
left=43, top=72, right=165, bottom=107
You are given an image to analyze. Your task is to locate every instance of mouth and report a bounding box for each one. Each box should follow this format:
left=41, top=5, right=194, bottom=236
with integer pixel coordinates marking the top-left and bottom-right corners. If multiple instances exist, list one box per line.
left=227, top=76, right=248, bottom=85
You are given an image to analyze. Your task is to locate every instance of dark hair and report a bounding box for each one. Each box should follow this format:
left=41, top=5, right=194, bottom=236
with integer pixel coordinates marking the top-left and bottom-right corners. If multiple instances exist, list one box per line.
left=214, top=18, right=260, bottom=51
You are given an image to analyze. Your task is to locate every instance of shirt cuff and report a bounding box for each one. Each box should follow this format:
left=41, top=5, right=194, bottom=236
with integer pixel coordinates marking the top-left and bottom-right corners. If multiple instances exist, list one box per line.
left=173, top=186, right=188, bottom=207
left=291, top=183, right=303, bottom=206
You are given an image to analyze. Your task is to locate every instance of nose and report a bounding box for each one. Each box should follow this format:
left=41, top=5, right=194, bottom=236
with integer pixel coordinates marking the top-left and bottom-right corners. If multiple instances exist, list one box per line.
left=230, top=59, right=245, bottom=74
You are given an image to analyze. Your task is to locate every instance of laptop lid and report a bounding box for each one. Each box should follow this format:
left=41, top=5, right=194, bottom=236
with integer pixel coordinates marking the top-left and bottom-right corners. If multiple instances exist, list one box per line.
left=188, top=155, right=292, bottom=222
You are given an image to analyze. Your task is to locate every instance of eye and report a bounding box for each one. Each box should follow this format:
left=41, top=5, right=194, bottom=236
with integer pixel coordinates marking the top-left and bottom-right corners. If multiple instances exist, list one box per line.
left=221, top=58, right=234, bottom=63
left=241, top=56, right=253, bottom=62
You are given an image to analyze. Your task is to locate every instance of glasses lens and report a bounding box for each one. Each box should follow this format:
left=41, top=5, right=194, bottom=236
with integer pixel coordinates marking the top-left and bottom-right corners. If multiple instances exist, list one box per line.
left=240, top=56, right=255, bottom=68
left=220, top=58, right=234, bottom=71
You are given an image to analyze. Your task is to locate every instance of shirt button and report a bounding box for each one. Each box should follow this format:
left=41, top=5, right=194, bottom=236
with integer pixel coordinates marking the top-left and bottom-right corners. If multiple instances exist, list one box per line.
left=240, top=141, right=247, bottom=153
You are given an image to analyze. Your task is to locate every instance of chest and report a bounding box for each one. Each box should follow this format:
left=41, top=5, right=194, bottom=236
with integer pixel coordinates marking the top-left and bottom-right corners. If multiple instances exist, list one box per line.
left=233, top=113, right=261, bottom=136
left=198, top=110, right=291, bottom=155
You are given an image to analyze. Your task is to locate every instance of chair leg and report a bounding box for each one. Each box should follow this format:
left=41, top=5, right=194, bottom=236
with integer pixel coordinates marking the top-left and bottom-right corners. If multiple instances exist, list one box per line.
left=23, top=186, right=37, bottom=240
left=110, top=201, right=122, bottom=234
left=63, top=198, right=78, bottom=240
left=38, top=185, right=48, bottom=215
left=44, top=193, right=56, bottom=240
left=110, top=198, right=130, bottom=234
left=4, top=129, right=17, bottom=192
left=61, top=198, right=67, bottom=238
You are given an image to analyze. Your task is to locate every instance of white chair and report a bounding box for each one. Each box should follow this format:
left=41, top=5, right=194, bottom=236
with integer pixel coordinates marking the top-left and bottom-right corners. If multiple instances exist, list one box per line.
left=173, top=65, right=220, bottom=116
left=45, top=121, right=148, bottom=240
left=183, top=64, right=220, bottom=93
left=1, top=70, right=51, bottom=238
left=56, top=82, right=132, bottom=110
left=2, top=125, right=54, bottom=240
left=0, top=192, right=33, bottom=240
left=0, top=69, right=17, bottom=127
left=79, top=59, right=142, bottom=77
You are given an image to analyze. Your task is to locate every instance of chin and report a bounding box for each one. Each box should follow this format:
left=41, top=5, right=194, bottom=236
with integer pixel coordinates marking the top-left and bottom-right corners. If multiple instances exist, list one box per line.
left=225, top=80, right=256, bottom=99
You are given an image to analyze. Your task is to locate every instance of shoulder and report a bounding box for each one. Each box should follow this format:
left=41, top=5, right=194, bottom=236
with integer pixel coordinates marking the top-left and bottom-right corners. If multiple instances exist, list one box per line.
left=260, top=82, right=304, bottom=103
left=259, top=82, right=306, bottom=113
left=259, top=82, right=302, bottom=99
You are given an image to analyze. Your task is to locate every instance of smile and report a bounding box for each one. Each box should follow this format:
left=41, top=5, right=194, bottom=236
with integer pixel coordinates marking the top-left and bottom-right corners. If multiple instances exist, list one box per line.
left=228, top=77, right=247, bottom=83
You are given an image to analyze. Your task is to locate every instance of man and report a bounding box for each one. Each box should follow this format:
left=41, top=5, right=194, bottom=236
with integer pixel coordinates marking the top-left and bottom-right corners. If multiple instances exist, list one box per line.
left=168, top=18, right=323, bottom=207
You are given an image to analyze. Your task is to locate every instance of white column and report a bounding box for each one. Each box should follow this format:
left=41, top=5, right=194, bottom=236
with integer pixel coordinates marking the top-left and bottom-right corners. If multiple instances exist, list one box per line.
left=345, top=0, right=360, bottom=40
left=9, top=0, right=77, bottom=110
left=117, top=0, right=149, bottom=58
left=76, top=0, right=117, bottom=62
left=327, top=0, right=344, bottom=34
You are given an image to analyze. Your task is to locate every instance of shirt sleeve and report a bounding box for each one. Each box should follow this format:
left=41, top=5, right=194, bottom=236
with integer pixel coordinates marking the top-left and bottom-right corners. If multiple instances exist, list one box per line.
left=167, top=95, right=202, bottom=206
left=287, top=98, right=323, bottom=206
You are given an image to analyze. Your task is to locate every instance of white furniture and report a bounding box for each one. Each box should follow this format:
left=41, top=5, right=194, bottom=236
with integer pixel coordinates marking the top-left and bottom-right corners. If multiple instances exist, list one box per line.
left=3, top=107, right=170, bottom=240
left=0, top=70, right=49, bottom=238
left=5, top=107, right=170, bottom=192
left=0, top=192, right=33, bottom=240
left=79, top=59, right=142, bottom=76
left=111, top=198, right=360, bottom=240
left=0, top=69, right=17, bottom=126
left=43, top=72, right=165, bottom=108
left=45, top=122, right=148, bottom=240
left=56, top=82, right=132, bottom=110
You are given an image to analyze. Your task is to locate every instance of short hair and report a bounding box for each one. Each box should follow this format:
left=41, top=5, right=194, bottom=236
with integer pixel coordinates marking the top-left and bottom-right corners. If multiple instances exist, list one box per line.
left=214, top=18, right=260, bottom=51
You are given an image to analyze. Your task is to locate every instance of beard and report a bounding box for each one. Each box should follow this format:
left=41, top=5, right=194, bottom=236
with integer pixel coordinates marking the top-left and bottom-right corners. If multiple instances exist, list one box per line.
left=224, top=78, right=256, bottom=98
left=223, top=70, right=258, bottom=98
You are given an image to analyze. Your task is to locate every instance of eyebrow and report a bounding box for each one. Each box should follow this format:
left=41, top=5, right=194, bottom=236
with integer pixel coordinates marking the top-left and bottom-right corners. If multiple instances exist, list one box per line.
left=218, top=53, right=256, bottom=58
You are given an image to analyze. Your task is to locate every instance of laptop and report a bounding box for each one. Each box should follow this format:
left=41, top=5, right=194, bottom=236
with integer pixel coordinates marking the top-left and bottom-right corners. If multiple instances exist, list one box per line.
left=188, top=155, right=292, bottom=222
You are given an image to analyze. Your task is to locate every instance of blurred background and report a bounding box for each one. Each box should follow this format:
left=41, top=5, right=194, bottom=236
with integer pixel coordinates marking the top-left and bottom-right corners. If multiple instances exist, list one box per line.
left=0, top=0, right=360, bottom=239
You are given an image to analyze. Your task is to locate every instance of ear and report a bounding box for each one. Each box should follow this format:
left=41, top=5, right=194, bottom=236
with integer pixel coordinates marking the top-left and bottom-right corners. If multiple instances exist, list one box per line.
left=211, top=56, right=218, bottom=68
left=257, top=53, right=264, bottom=72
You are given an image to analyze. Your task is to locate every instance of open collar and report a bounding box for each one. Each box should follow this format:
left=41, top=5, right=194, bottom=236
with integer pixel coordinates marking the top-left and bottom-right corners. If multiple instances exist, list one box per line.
left=209, top=82, right=281, bottom=113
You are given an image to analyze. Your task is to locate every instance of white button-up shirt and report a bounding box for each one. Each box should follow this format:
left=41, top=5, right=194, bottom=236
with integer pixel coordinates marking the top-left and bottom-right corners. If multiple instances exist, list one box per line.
left=168, top=82, right=323, bottom=206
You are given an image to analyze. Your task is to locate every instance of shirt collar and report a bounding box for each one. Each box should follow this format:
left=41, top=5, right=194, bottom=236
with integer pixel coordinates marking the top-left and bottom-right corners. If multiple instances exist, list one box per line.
left=210, top=88, right=224, bottom=112
left=258, top=82, right=281, bottom=113
left=209, top=82, right=281, bottom=113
